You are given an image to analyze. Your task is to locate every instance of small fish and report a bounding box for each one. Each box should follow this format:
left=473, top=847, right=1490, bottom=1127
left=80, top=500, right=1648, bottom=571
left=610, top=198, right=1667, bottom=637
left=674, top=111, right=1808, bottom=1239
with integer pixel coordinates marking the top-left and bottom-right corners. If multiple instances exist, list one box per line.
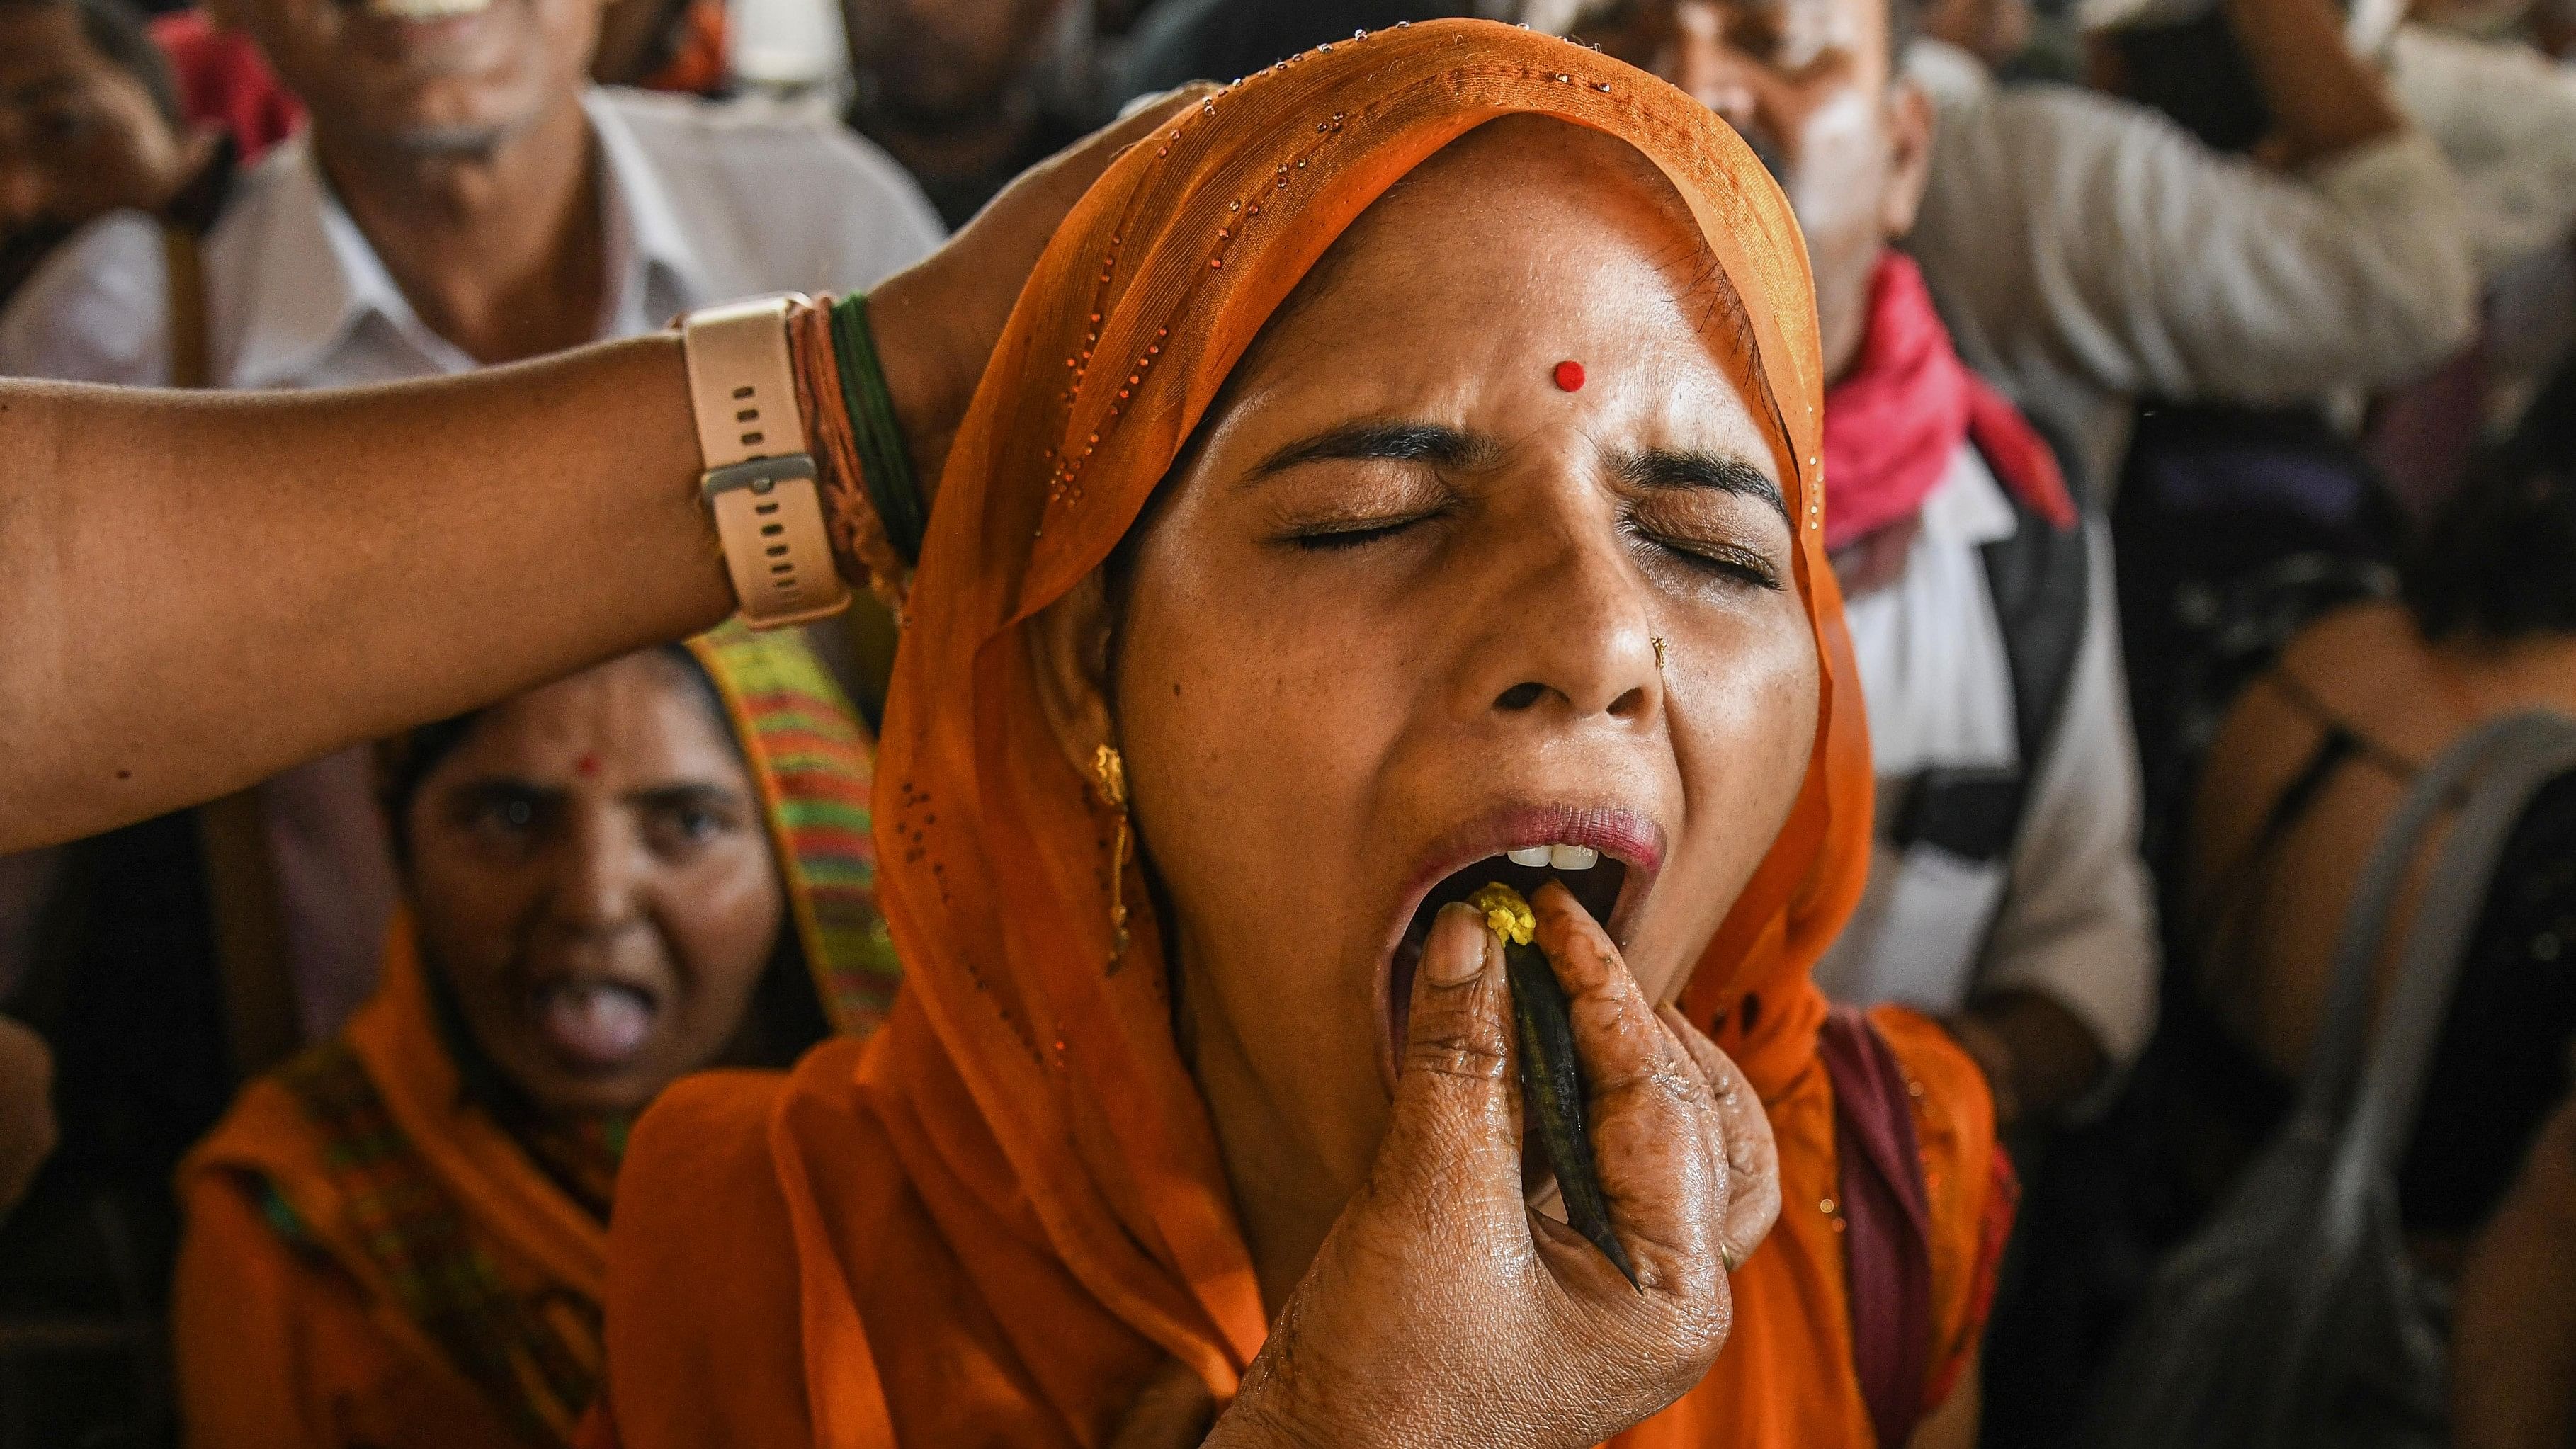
left=1468, top=882, right=1640, bottom=1288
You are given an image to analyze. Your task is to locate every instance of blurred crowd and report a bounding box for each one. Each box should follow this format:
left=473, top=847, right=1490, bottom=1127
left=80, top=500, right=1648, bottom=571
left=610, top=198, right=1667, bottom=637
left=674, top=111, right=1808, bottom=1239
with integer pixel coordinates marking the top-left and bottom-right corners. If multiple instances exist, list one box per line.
left=0, top=0, right=2570, bottom=1443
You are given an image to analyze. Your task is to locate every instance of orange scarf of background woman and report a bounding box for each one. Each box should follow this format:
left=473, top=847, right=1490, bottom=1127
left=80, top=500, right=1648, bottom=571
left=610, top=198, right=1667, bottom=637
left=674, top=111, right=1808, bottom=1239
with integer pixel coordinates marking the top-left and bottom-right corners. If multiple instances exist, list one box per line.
left=601, top=21, right=2000, bottom=1448
left=171, top=626, right=892, bottom=1449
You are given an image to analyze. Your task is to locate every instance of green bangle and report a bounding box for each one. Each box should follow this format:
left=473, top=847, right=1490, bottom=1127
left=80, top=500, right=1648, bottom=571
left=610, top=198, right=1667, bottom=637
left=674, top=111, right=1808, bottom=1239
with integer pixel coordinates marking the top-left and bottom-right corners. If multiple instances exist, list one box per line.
left=826, top=292, right=927, bottom=569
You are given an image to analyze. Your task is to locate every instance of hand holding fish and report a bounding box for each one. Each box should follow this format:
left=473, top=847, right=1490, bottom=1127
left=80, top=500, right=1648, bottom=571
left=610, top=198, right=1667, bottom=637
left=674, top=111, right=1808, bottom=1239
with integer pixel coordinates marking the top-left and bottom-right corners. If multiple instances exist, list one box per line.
left=1208, top=884, right=1779, bottom=1448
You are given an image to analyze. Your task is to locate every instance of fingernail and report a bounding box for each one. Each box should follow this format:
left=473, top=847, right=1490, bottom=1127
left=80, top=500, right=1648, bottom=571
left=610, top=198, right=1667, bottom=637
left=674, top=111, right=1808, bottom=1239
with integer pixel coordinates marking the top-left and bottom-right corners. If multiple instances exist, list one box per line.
left=1423, top=901, right=1489, bottom=985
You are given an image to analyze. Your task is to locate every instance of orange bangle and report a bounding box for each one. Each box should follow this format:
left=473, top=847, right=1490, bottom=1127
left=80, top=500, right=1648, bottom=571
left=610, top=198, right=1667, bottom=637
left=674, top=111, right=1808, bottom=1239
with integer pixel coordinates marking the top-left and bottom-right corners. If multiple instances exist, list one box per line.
left=788, top=295, right=913, bottom=615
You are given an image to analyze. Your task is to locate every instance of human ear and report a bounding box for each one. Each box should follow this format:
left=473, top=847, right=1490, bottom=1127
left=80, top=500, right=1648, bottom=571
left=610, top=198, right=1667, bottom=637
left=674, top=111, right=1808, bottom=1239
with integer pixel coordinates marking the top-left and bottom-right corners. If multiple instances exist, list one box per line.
left=1028, top=572, right=1120, bottom=791
left=1879, top=77, right=1936, bottom=241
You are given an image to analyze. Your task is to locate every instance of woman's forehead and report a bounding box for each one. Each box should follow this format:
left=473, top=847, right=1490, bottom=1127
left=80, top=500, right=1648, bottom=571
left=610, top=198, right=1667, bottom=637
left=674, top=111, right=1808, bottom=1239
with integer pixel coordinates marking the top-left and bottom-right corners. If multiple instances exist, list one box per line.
left=1329, top=116, right=1718, bottom=290
left=1218, top=119, right=1775, bottom=470
left=447, top=654, right=741, bottom=775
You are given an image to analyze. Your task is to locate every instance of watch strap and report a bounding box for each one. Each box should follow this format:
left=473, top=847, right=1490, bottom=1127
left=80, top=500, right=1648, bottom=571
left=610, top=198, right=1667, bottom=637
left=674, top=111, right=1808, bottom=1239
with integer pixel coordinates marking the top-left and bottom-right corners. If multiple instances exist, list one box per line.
left=681, top=295, right=849, bottom=628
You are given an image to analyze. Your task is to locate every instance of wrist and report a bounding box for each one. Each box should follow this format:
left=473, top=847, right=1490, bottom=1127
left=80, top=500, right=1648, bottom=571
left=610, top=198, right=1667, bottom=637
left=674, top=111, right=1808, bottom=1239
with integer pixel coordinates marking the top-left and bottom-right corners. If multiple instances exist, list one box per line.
left=783, top=294, right=925, bottom=608
left=1944, top=1007, right=2024, bottom=1128
left=861, top=265, right=965, bottom=498
left=676, top=295, right=851, bottom=629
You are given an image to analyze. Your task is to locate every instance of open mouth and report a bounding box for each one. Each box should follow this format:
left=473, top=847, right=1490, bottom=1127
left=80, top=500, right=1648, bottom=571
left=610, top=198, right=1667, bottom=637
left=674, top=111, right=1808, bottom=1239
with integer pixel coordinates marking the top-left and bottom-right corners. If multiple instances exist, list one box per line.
left=1381, top=837, right=1640, bottom=1087
left=524, top=977, right=660, bottom=1073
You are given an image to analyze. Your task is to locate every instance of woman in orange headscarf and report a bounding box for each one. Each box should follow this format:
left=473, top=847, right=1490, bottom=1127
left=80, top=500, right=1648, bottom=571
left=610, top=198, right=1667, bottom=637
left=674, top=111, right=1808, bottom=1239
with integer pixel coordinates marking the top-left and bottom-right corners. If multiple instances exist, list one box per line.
left=603, top=19, right=2006, bottom=1448
left=171, top=626, right=895, bottom=1449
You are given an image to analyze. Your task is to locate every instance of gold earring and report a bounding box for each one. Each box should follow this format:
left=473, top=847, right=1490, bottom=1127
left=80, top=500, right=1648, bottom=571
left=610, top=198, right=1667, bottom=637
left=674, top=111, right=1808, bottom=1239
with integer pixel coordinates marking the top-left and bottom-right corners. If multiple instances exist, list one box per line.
left=1092, top=744, right=1131, bottom=961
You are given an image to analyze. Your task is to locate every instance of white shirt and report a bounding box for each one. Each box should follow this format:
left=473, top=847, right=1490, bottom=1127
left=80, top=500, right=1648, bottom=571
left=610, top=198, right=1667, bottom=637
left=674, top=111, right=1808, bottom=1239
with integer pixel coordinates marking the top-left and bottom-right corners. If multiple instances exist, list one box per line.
left=0, top=88, right=942, bottom=1038
left=1814, top=444, right=2161, bottom=1068
left=2387, top=25, right=2576, bottom=288
left=2, top=88, right=943, bottom=386
left=2386, top=26, right=2576, bottom=417
left=1904, top=38, right=2478, bottom=492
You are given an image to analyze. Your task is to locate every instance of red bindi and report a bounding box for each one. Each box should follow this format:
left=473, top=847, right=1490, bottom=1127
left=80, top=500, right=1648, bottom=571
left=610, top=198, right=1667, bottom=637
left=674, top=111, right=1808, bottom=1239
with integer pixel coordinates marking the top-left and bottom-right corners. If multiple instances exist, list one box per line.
left=574, top=754, right=601, bottom=778
left=1553, top=359, right=1586, bottom=392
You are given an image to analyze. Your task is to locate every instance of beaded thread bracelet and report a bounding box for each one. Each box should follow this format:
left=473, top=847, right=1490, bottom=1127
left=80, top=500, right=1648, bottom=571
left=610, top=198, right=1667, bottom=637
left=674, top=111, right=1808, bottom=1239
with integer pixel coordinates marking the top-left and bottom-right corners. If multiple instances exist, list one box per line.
left=788, top=293, right=926, bottom=613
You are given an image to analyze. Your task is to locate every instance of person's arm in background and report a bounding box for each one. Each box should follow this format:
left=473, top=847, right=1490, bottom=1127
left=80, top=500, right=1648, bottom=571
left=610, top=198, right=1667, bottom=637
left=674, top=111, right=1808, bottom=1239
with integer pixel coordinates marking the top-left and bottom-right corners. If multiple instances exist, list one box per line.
left=0, top=89, right=1205, bottom=856
left=1949, top=526, right=2155, bottom=1126
left=0, top=1018, right=54, bottom=1218
left=2220, top=0, right=2402, bottom=166
left=1911, top=0, right=2473, bottom=418
left=2453, top=1091, right=2576, bottom=1449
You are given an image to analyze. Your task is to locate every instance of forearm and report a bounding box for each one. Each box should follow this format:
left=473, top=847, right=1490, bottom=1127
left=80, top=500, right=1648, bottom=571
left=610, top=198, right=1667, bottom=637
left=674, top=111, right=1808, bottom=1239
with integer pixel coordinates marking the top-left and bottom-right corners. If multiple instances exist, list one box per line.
left=1949, top=991, right=2107, bottom=1128
left=2223, top=0, right=2404, bottom=166
left=0, top=337, right=725, bottom=851
left=0, top=86, right=1198, bottom=853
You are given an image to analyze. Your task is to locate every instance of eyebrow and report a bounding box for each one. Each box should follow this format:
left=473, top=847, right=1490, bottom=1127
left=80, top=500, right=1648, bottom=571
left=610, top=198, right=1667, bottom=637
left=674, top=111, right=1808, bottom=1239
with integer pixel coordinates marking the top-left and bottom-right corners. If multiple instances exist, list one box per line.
left=446, top=778, right=743, bottom=808
left=1613, top=447, right=1791, bottom=525
left=1240, top=418, right=1790, bottom=524
left=1243, top=419, right=1500, bottom=484
left=625, top=783, right=746, bottom=812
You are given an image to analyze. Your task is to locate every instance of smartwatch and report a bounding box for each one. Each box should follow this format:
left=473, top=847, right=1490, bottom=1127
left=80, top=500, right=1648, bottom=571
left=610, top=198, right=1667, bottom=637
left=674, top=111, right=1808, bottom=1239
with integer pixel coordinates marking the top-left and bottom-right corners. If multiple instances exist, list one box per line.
left=679, top=295, right=851, bottom=629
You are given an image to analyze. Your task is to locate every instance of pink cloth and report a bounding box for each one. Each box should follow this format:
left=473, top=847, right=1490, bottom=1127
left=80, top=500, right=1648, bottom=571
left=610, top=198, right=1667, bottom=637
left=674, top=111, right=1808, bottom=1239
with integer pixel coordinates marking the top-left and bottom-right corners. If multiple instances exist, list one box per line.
left=1822, top=254, right=2075, bottom=549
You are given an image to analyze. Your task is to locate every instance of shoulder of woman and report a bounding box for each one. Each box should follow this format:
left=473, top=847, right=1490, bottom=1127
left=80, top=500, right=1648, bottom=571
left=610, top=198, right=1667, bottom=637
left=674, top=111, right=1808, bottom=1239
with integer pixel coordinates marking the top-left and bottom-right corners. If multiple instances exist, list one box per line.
left=178, top=1067, right=337, bottom=1219
left=603, top=1066, right=823, bottom=1449
left=1861, top=1006, right=1995, bottom=1162
left=617, top=1066, right=799, bottom=1231
left=2278, top=602, right=2430, bottom=700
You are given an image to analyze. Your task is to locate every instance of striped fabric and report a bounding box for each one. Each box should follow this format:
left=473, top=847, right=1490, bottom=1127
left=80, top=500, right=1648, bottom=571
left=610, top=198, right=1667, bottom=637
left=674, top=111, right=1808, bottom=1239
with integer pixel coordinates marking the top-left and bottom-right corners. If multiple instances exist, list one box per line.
left=686, top=621, right=900, bottom=1035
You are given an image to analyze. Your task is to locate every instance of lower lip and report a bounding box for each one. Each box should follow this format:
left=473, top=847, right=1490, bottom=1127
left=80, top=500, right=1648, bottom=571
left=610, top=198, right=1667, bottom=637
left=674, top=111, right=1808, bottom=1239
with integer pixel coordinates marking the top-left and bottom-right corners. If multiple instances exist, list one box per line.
left=527, top=985, right=655, bottom=1072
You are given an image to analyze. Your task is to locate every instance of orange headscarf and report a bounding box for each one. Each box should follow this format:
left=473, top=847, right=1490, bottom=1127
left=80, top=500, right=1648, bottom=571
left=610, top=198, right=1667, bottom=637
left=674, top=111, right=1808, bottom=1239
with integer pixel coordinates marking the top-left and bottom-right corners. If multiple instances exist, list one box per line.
left=603, top=19, right=1997, bottom=1447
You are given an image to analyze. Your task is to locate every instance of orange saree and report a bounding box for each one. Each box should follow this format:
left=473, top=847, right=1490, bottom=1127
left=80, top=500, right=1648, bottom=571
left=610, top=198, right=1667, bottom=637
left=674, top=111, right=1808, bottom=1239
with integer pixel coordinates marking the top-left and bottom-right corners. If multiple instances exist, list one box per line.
left=602, top=20, right=2003, bottom=1448
left=171, top=626, right=894, bottom=1449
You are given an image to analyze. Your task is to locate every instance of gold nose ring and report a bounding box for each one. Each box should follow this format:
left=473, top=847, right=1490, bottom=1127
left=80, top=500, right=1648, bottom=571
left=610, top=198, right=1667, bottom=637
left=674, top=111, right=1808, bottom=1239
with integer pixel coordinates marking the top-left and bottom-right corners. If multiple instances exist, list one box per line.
left=1652, top=636, right=1669, bottom=670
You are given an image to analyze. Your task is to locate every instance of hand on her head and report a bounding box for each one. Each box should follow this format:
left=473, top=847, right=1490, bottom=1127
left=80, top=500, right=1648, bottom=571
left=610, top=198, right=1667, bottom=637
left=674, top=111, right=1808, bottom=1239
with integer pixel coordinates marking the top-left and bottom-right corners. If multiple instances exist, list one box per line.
left=1210, top=886, right=1777, bottom=1449
left=866, top=84, right=1219, bottom=491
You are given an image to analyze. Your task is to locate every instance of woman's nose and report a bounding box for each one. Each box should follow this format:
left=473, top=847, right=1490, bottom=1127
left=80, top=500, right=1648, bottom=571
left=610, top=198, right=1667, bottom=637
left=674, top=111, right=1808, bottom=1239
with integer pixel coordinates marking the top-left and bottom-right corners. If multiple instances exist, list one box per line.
left=545, top=808, right=645, bottom=935
left=1465, top=496, right=1662, bottom=727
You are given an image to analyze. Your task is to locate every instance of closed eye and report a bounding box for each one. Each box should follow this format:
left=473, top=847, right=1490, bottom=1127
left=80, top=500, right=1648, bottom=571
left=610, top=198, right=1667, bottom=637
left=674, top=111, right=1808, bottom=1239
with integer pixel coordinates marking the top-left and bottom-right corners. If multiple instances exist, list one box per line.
left=1286, top=508, right=1448, bottom=551
left=1633, top=525, right=1784, bottom=589
left=1619, top=506, right=1786, bottom=591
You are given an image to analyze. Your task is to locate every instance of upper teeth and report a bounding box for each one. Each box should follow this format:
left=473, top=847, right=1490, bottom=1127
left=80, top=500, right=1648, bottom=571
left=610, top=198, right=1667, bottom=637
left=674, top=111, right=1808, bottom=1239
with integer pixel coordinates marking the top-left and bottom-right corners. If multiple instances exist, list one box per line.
left=1507, top=844, right=1600, bottom=870
left=366, top=0, right=494, bottom=19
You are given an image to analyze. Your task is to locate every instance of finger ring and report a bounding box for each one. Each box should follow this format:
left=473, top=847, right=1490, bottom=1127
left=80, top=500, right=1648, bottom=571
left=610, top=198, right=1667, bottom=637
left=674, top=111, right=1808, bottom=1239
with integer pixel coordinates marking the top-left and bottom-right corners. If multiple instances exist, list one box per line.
left=1720, top=1244, right=1741, bottom=1273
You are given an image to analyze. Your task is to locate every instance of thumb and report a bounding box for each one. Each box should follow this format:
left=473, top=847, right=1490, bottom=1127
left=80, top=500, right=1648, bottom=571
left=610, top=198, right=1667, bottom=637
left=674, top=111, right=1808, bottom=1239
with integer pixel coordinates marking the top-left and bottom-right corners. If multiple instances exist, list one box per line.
left=1381, top=902, right=1523, bottom=1193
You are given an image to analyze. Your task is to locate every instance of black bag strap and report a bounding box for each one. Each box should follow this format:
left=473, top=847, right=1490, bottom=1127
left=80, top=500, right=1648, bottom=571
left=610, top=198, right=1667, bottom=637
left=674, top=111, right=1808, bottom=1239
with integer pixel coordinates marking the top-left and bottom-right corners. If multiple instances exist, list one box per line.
left=2288, top=713, right=2576, bottom=1130
left=2256, top=710, right=2576, bottom=1438
left=1888, top=482, right=2090, bottom=866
